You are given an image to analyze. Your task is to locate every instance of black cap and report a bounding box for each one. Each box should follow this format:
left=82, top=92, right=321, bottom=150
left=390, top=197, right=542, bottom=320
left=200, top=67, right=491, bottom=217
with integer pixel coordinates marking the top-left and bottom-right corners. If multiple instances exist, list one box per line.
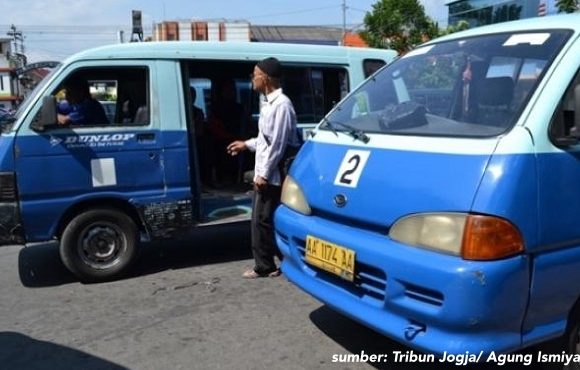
left=256, top=57, right=282, bottom=78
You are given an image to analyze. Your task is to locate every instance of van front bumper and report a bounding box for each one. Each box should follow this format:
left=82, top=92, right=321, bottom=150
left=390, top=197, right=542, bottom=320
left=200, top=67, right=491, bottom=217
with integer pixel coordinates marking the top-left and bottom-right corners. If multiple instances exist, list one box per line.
left=275, top=205, right=530, bottom=355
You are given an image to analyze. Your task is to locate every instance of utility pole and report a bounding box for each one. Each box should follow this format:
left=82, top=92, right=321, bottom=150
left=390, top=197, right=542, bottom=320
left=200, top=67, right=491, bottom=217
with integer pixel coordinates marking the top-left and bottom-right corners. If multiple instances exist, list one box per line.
left=342, top=0, right=347, bottom=45
left=6, top=24, right=25, bottom=67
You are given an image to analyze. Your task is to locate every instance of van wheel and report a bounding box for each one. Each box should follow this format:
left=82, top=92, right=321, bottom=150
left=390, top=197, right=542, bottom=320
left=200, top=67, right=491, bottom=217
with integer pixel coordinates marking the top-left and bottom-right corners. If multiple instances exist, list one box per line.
left=540, top=308, right=580, bottom=370
left=60, top=208, right=138, bottom=282
left=563, top=313, right=580, bottom=370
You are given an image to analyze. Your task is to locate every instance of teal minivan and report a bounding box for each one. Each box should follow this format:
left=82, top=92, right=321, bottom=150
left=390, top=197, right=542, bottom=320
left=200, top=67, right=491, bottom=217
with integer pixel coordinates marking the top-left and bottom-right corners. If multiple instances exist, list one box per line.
left=0, top=41, right=395, bottom=281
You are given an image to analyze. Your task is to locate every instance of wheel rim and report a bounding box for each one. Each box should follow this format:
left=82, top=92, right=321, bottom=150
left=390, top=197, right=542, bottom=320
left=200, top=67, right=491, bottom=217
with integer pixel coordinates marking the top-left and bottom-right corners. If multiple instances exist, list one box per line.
left=77, top=221, right=127, bottom=270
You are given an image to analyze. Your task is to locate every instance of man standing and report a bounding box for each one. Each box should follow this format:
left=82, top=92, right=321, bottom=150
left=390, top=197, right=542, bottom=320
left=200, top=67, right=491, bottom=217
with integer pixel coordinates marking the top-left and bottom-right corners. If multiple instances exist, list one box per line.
left=227, top=57, right=300, bottom=279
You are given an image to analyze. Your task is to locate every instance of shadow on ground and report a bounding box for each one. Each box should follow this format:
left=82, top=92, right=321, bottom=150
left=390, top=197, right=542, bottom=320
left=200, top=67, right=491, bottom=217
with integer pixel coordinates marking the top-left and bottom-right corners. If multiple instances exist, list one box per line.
left=309, top=305, right=545, bottom=370
left=18, top=222, right=252, bottom=288
left=0, top=332, right=128, bottom=370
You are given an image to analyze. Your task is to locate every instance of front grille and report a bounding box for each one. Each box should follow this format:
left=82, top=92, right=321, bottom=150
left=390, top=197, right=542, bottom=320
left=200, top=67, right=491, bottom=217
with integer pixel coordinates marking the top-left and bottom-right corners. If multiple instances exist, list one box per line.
left=402, top=282, right=444, bottom=306
left=297, top=241, right=387, bottom=304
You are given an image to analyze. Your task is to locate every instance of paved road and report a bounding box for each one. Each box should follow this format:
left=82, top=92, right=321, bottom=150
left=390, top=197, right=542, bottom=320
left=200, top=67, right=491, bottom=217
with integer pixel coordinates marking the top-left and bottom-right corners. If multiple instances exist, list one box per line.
left=0, top=223, right=546, bottom=370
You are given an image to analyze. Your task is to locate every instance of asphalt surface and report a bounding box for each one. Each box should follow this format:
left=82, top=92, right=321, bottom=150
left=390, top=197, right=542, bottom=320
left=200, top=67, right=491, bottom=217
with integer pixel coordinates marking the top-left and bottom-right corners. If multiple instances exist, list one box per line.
left=0, top=223, right=548, bottom=370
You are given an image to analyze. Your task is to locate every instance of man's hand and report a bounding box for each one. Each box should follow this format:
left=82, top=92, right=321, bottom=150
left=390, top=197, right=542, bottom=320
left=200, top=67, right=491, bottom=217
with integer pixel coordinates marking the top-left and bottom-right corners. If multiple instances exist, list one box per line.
left=227, top=140, right=247, bottom=156
left=253, top=176, right=268, bottom=192
left=57, top=114, right=69, bottom=125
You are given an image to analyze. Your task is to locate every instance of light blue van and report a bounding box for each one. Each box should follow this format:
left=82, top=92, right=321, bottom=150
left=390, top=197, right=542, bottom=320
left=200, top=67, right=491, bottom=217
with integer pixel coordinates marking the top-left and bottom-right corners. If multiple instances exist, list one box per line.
left=0, top=41, right=395, bottom=282
left=276, top=15, right=580, bottom=357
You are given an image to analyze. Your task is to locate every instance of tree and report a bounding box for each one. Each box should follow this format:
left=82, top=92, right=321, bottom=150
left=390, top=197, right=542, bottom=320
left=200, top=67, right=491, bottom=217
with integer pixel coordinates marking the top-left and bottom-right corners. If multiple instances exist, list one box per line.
left=439, top=20, right=470, bottom=36
left=361, top=0, right=438, bottom=54
left=557, top=0, right=579, bottom=13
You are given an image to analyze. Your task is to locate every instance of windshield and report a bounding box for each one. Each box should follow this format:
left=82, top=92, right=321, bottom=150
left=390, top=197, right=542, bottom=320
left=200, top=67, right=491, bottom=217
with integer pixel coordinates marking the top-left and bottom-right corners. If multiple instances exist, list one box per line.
left=326, top=30, right=571, bottom=138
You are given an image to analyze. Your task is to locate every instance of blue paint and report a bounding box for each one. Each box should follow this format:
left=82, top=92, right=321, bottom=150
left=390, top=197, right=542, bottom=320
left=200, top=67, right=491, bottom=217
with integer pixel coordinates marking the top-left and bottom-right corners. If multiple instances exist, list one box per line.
left=275, top=14, right=580, bottom=355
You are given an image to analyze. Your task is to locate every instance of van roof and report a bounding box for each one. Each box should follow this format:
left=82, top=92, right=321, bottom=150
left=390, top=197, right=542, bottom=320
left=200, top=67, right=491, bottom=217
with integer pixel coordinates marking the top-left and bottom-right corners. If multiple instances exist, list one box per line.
left=432, top=13, right=580, bottom=44
left=67, top=41, right=397, bottom=65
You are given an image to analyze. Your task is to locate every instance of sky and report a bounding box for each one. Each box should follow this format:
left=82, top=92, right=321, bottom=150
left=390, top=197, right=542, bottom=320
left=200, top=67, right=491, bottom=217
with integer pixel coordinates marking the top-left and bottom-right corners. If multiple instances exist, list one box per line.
left=0, top=0, right=448, bottom=63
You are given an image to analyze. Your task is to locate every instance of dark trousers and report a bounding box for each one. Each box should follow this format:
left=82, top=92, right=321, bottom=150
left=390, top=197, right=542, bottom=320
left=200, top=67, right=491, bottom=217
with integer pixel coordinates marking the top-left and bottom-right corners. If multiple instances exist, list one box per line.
left=251, top=185, right=283, bottom=274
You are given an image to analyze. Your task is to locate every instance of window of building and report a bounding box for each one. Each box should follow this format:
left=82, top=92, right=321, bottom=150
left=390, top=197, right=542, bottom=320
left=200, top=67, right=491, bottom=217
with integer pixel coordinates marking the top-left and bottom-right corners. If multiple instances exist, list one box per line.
left=449, top=0, right=526, bottom=27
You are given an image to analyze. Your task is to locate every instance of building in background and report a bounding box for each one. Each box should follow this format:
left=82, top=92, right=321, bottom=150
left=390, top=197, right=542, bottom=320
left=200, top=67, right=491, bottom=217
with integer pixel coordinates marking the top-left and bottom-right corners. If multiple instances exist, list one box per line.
left=153, top=21, right=368, bottom=47
left=251, top=26, right=343, bottom=45
left=446, top=0, right=559, bottom=27
left=153, top=20, right=250, bottom=42
left=0, top=37, right=18, bottom=110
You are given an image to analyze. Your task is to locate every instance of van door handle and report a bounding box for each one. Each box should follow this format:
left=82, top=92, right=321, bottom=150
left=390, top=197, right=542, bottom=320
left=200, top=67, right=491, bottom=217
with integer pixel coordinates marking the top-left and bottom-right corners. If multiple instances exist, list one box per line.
left=136, top=133, right=155, bottom=142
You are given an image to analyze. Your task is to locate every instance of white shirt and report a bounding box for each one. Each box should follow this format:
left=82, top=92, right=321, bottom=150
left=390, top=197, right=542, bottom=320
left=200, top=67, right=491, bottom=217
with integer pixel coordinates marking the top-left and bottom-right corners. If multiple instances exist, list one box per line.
left=244, top=88, right=300, bottom=186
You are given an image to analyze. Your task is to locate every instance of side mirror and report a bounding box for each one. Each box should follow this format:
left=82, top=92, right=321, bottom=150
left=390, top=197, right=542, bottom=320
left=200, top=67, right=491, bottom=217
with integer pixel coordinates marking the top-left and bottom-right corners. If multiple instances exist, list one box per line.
left=31, top=96, right=57, bottom=132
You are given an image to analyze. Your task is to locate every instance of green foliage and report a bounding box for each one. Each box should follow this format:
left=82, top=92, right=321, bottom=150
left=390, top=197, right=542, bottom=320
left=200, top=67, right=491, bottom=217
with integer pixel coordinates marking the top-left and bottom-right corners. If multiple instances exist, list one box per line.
left=439, top=20, right=470, bottom=36
left=405, top=54, right=464, bottom=90
left=361, top=0, right=438, bottom=54
left=557, top=0, right=579, bottom=13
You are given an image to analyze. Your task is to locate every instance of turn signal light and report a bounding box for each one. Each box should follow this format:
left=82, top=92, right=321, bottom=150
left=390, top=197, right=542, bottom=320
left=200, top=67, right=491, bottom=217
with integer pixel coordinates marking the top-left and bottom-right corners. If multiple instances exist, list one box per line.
left=461, top=215, right=524, bottom=260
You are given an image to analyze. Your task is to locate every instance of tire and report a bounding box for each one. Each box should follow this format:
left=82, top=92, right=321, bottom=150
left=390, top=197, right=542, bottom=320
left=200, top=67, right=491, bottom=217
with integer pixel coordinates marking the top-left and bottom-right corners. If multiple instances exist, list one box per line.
left=540, top=307, right=580, bottom=370
left=563, top=312, right=580, bottom=370
left=60, top=208, right=138, bottom=282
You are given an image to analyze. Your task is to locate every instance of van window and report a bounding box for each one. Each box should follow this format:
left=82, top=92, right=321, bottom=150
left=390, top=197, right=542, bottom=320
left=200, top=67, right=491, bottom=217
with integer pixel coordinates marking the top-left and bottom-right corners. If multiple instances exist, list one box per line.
left=186, top=61, right=348, bottom=128
left=326, top=30, right=571, bottom=138
left=282, top=66, right=348, bottom=124
left=363, top=59, right=386, bottom=78
left=549, top=69, right=580, bottom=143
left=48, top=67, right=149, bottom=128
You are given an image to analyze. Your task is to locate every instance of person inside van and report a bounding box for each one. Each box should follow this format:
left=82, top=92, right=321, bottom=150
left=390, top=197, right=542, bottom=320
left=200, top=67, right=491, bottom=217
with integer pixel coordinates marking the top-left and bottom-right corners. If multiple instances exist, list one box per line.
left=189, top=87, right=212, bottom=187
left=227, top=57, right=301, bottom=279
left=57, top=77, right=109, bottom=126
left=207, top=78, right=244, bottom=185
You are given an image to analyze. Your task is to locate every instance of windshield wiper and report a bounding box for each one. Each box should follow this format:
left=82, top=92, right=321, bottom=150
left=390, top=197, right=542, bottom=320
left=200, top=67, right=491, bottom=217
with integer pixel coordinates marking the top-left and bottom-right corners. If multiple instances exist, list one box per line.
left=320, top=118, right=370, bottom=144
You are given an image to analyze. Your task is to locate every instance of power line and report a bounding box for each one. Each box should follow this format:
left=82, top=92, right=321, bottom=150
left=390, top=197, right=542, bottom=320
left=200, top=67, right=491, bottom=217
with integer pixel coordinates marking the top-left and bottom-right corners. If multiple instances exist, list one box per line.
left=349, top=7, right=369, bottom=13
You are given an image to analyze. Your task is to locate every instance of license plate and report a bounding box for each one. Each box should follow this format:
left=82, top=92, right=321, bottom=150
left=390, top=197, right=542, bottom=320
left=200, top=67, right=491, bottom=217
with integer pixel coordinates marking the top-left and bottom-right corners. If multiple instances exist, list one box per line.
left=305, top=235, right=355, bottom=282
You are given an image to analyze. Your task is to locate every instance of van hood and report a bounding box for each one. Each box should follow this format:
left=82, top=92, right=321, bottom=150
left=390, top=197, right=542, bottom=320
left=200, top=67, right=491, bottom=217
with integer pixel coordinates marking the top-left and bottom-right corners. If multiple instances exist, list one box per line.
left=290, top=132, right=498, bottom=229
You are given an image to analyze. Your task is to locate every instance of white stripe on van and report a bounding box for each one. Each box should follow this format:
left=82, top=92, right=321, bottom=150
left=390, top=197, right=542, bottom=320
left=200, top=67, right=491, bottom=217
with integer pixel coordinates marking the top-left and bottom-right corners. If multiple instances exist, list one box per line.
left=309, top=126, right=545, bottom=155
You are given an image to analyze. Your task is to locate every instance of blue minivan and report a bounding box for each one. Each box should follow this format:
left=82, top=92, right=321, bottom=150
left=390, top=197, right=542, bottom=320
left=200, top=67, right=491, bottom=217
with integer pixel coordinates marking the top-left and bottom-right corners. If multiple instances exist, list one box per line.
left=276, top=15, right=580, bottom=357
left=0, top=41, right=395, bottom=282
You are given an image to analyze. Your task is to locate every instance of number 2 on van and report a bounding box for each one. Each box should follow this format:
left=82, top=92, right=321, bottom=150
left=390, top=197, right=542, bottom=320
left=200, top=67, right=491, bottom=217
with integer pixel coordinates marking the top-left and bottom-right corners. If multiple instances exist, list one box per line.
left=334, top=150, right=371, bottom=188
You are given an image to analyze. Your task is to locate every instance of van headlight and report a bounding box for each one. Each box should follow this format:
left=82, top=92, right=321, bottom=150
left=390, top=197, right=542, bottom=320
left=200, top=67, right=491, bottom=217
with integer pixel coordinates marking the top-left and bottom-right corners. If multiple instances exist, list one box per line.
left=389, top=213, right=524, bottom=260
left=281, top=176, right=311, bottom=215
